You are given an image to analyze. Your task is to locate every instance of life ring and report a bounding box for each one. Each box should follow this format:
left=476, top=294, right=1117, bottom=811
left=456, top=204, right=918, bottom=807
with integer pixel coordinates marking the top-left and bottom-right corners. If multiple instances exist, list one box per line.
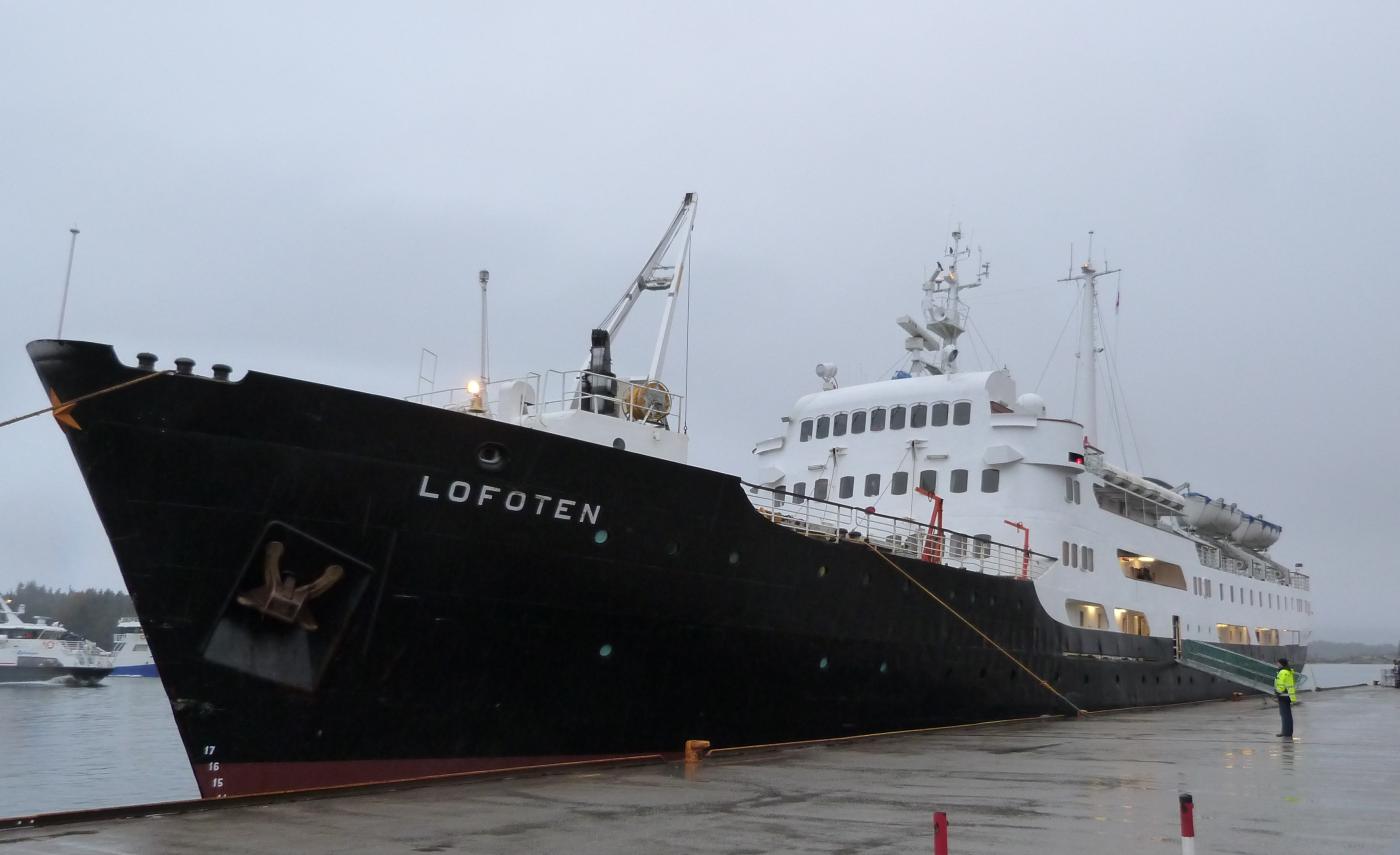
left=43, top=640, right=55, bottom=649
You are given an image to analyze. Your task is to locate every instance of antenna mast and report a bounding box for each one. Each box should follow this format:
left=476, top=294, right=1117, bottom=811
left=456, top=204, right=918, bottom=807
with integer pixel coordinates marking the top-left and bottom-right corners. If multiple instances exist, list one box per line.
left=1057, top=231, right=1119, bottom=448
left=897, top=226, right=988, bottom=376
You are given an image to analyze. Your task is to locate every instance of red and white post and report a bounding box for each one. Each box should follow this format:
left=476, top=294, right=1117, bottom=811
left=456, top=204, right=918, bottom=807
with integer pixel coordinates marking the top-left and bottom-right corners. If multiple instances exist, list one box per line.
left=932, top=811, right=949, bottom=855
left=1179, top=793, right=1196, bottom=855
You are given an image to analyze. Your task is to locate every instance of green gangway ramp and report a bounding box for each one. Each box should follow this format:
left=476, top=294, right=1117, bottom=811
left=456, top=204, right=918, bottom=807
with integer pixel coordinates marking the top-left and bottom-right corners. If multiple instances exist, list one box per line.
left=1179, top=639, right=1308, bottom=694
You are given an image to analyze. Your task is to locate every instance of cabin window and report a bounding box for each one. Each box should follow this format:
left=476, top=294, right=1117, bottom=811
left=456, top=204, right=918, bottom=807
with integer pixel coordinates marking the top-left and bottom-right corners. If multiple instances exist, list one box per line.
left=950, top=469, right=968, bottom=493
left=1074, top=481, right=1081, bottom=503
left=890, top=406, right=907, bottom=430
left=891, top=471, right=909, bottom=495
left=814, top=478, right=829, bottom=501
left=953, top=401, right=972, bottom=425
left=1071, top=543, right=1080, bottom=568
left=870, top=408, right=887, bottom=431
left=948, top=533, right=967, bottom=559
left=800, top=420, right=813, bottom=441
left=1065, top=477, right=1074, bottom=503
left=1115, top=609, right=1150, bottom=636
left=833, top=413, right=848, bottom=436
left=980, top=469, right=1000, bottom=493
left=865, top=473, right=881, bottom=496
left=851, top=410, right=867, bottom=434
left=1118, top=550, right=1187, bottom=590
left=972, top=535, right=992, bottom=559
left=1193, top=577, right=1200, bottom=595
left=1216, top=623, right=1249, bottom=644
left=1204, top=579, right=1212, bottom=598
left=792, top=482, right=806, bottom=504
left=1256, top=627, right=1279, bottom=645
left=839, top=476, right=854, bottom=498
left=930, top=403, right=949, bottom=426
left=774, top=487, right=786, bottom=507
left=1083, top=547, right=1094, bottom=570
left=919, top=470, right=937, bottom=493
left=1248, top=589, right=1254, bottom=606
left=1066, top=599, right=1108, bottom=629
left=910, top=404, right=928, bottom=428
left=816, top=416, right=830, bottom=439
left=1062, top=541, right=1071, bottom=565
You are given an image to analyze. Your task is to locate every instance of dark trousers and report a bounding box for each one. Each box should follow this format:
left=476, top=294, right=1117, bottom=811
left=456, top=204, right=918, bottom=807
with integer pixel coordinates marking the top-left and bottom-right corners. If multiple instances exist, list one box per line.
left=1277, top=695, right=1293, bottom=737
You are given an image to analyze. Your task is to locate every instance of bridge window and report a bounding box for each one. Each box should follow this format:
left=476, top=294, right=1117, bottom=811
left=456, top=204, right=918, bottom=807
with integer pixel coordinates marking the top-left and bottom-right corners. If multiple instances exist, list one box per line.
left=971, top=535, right=992, bottom=559
left=930, top=403, right=949, bottom=426
left=1065, top=599, right=1108, bottom=629
left=833, top=413, right=848, bottom=436
left=792, top=482, right=806, bottom=504
left=910, top=404, right=928, bottom=428
left=980, top=469, right=1000, bottom=493
left=814, top=478, right=829, bottom=501
left=816, top=416, right=830, bottom=439
left=800, top=420, right=813, bottom=441
left=891, top=471, right=909, bottom=495
left=950, top=469, right=968, bottom=493
left=865, top=473, right=881, bottom=496
left=890, top=406, right=907, bottom=430
left=851, top=410, right=867, bottom=434
left=952, top=402, right=972, bottom=425
left=1115, top=609, right=1150, bottom=636
left=839, top=476, right=854, bottom=498
left=919, top=470, right=937, bottom=493
left=870, top=408, right=887, bottom=431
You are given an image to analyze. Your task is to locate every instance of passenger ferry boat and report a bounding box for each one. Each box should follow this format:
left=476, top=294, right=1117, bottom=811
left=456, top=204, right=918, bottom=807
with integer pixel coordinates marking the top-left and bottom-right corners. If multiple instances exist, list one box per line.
left=0, top=598, right=114, bottom=685
left=109, top=617, right=157, bottom=676
left=27, top=195, right=1311, bottom=798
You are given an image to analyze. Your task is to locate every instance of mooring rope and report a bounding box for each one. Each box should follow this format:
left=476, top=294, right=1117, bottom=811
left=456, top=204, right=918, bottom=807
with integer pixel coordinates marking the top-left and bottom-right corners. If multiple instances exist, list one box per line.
left=863, top=542, right=1089, bottom=717
left=0, top=370, right=171, bottom=431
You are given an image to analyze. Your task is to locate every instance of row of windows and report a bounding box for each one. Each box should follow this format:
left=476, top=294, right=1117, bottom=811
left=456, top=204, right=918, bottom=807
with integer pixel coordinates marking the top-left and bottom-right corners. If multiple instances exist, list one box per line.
left=800, top=401, right=973, bottom=442
left=1061, top=541, right=1095, bottom=570
left=1192, top=577, right=1312, bottom=614
left=776, top=468, right=1001, bottom=504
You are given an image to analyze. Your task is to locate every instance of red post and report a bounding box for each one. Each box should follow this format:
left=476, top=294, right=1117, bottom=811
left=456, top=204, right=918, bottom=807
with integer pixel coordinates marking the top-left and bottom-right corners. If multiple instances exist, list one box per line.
left=932, top=811, right=948, bottom=855
left=917, top=488, right=944, bottom=563
left=1178, top=793, right=1195, bottom=854
left=1003, top=519, right=1031, bottom=579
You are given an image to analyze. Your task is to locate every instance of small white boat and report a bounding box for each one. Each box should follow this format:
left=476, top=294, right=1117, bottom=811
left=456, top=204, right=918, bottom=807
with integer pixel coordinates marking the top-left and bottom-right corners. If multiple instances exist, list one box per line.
left=0, top=598, right=113, bottom=685
left=110, top=617, right=157, bottom=677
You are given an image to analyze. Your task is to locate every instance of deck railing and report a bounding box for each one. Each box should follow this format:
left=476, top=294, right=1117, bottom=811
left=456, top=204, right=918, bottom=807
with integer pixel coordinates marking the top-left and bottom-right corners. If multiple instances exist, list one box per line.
left=405, top=369, right=686, bottom=428
left=742, top=483, right=1053, bottom=580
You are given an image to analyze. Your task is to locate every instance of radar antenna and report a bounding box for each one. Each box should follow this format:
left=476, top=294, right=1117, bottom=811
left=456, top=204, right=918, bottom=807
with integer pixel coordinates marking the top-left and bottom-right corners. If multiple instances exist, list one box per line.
left=896, top=225, right=988, bottom=376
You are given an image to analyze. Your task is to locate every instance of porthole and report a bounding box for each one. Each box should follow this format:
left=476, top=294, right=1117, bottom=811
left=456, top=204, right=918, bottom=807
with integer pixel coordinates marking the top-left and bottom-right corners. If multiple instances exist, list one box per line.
left=611, top=438, right=626, bottom=450
left=475, top=442, right=509, bottom=472
left=817, top=565, right=828, bottom=578
left=818, top=657, right=829, bottom=670
left=665, top=542, right=679, bottom=556
left=598, top=644, right=613, bottom=658
left=879, top=662, right=889, bottom=674
left=593, top=530, right=609, bottom=544
left=728, top=551, right=740, bottom=565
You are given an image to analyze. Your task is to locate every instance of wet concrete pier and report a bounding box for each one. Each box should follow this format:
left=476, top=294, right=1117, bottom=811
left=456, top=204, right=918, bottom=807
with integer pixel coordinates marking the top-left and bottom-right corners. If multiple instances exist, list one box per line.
left=4, top=687, right=1398, bottom=854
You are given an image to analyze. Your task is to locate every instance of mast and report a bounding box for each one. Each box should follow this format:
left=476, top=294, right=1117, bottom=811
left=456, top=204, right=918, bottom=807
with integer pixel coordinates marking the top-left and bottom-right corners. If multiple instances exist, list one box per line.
left=897, top=226, right=988, bottom=376
left=56, top=226, right=80, bottom=338
left=1058, top=232, right=1118, bottom=448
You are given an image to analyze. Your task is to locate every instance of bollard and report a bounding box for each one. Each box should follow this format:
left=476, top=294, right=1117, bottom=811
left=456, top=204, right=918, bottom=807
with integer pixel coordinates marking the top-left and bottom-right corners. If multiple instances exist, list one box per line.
left=933, top=811, right=948, bottom=855
left=1179, top=794, right=1195, bottom=855
left=683, top=739, right=710, bottom=764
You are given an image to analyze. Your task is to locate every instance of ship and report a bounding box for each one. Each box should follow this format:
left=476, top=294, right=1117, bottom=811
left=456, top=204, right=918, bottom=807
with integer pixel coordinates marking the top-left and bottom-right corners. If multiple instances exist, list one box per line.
left=109, top=616, right=158, bottom=676
left=0, top=597, right=114, bottom=685
left=27, top=195, right=1311, bottom=799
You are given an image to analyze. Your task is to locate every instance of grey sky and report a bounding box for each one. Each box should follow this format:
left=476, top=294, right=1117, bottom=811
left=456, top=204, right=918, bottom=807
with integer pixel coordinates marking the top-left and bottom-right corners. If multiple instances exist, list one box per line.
left=2, top=3, right=1397, bottom=642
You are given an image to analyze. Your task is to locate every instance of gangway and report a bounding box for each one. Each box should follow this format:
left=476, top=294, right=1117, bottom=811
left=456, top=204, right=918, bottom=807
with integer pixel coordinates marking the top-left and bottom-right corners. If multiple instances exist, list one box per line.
left=1178, top=639, right=1307, bottom=694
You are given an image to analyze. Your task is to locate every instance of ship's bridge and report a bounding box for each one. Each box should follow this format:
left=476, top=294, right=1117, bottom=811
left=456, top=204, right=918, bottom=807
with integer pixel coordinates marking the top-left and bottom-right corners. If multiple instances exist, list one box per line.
left=750, top=369, right=1088, bottom=539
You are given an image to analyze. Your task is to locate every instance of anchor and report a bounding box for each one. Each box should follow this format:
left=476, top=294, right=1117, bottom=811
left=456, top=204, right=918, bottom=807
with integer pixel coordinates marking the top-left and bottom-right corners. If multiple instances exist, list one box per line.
left=236, top=540, right=343, bottom=631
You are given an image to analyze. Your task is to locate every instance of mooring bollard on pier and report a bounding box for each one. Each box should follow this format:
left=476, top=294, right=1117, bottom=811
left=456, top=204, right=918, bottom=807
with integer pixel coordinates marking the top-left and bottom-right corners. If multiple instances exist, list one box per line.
left=1179, top=793, right=1196, bottom=855
left=932, top=811, right=948, bottom=855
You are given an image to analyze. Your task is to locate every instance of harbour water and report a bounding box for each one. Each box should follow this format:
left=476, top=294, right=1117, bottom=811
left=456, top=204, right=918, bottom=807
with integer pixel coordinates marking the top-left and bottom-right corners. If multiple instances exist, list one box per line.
left=0, top=663, right=1389, bottom=819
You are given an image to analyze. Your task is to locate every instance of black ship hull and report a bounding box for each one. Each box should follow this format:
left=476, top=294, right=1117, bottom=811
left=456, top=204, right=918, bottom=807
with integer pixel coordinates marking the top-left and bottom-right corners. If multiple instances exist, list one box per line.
left=29, top=341, right=1303, bottom=798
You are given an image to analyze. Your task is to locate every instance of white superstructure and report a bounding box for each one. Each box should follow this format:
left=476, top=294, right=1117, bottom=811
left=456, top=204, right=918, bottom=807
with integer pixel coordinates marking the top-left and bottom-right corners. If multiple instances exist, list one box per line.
left=110, top=617, right=157, bottom=676
left=0, top=597, right=114, bottom=684
left=749, top=230, right=1313, bottom=651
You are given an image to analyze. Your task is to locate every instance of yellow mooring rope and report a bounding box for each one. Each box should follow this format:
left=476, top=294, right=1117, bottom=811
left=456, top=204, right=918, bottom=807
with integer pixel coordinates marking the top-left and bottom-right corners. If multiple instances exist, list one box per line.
left=863, top=542, right=1089, bottom=718
left=0, top=370, right=171, bottom=431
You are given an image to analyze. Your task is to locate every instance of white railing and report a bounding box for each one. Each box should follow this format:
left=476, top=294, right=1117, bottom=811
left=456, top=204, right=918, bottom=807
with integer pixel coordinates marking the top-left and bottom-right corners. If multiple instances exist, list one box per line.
left=404, top=369, right=686, bottom=428
left=743, top=483, right=1053, bottom=580
left=1290, top=571, right=1310, bottom=591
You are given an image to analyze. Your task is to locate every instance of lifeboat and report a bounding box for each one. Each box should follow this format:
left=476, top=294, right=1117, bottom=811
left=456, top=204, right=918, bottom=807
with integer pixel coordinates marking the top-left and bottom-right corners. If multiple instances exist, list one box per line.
left=1232, top=513, right=1282, bottom=550
left=1181, top=492, right=1243, bottom=537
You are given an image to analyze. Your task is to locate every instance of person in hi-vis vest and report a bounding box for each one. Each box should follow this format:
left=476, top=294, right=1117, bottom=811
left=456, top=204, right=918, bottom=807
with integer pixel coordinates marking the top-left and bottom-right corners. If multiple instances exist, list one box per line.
left=1274, top=658, right=1298, bottom=738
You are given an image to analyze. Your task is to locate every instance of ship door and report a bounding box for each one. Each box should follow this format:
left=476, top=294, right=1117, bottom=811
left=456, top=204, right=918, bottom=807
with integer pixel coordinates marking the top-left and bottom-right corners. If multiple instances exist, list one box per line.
left=1172, top=615, right=1182, bottom=660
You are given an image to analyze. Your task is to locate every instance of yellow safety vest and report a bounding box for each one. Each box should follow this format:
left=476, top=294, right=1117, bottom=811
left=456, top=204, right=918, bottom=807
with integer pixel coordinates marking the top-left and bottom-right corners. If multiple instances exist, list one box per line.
left=1274, top=668, right=1297, bottom=702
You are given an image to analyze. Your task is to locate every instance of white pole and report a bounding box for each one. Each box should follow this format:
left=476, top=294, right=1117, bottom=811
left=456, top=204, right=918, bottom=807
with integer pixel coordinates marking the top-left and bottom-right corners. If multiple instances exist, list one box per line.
left=478, top=270, right=490, bottom=385
left=57, top=227, right=80, bottom=338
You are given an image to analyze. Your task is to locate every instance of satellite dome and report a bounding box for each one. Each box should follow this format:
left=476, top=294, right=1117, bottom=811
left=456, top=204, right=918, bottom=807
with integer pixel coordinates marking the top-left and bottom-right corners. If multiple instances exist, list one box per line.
left=1016, top=393, right=1046, bottom=416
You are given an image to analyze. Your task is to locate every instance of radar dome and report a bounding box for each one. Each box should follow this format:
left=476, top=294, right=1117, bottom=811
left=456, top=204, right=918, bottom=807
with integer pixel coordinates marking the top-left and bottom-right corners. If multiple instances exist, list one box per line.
left=1016, top=393, right=1046, bottom=416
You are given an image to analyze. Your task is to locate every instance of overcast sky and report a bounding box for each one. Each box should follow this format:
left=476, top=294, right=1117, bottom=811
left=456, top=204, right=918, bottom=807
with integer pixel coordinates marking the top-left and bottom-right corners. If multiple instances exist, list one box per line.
left=2, top=3, right=1397, bottom=643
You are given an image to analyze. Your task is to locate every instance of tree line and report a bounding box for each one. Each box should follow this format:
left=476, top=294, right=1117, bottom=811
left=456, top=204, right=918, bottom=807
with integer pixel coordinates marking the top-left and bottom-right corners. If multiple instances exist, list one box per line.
left=2, top=581, right=133, bottom=649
